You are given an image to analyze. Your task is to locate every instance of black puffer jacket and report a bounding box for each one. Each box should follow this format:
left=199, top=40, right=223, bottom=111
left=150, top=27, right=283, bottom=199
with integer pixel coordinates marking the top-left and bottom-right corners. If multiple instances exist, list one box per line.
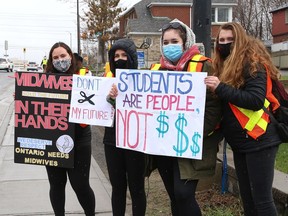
left=103, top=38, right=138, bottom=146
left=215, top=67, right=282, bottom=153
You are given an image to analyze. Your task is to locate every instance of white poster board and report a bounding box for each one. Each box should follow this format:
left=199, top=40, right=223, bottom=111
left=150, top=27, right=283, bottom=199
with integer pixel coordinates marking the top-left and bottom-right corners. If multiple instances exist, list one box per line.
left=69, top=75, right=115, bottom=127
left=115, top=69, right=207, bottom=159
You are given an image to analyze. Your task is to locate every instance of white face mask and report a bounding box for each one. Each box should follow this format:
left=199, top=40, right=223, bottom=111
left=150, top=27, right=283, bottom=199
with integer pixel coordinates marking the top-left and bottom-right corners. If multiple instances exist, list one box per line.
left=52, top=58, right=71, bottom=73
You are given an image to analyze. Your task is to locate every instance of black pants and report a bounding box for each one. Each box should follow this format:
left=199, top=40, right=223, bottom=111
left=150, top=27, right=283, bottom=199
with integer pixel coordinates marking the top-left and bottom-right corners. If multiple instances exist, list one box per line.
left=46, top=144, right=95, bottom=216
left=156, top=155, right=201, bottom=216
left=233, top=146, right=278, bottom=216
left=104, top=145, right=146, bottom=216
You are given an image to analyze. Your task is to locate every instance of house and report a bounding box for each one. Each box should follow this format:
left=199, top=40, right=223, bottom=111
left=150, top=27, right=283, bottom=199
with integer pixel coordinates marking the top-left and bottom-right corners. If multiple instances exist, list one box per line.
left=118, top=0, right=237, bottom=68
left=270, top=4, right=288, bottom=69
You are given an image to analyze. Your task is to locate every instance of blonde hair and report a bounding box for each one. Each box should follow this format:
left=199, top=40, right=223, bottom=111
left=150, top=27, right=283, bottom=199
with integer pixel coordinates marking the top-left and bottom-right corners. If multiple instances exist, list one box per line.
left=213, top=22, right=280, bottom=88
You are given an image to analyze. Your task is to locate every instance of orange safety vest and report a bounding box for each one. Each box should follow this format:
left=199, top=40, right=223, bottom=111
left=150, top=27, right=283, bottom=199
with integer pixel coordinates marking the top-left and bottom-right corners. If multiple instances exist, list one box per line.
left=79, top=67, right=89, bottom=76
left=104, top=71, right=114, bottom=78
left=150, top=54, right=210, bottom=72
left=229, top=67, right=280, bottom=140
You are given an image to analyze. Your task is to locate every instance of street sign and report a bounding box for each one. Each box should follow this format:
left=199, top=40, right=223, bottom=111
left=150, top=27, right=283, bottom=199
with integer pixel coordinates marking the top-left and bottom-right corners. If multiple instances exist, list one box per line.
left=137, top=51, right=145, bottom=68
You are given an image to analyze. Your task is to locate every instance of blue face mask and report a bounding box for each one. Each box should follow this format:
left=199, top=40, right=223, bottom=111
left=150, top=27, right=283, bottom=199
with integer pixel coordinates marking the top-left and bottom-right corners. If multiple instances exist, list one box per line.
left=163, top=44, right=183, bottom=63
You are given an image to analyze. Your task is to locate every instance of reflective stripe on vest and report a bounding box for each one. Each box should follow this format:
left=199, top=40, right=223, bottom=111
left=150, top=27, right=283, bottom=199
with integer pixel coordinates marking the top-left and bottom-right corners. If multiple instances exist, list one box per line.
left=150, top=64, right=161, bottom=71
left=150, top=54, right=209, bottom=72
left=229, top=68, right=280, bottom=140
left=104, top=71, right=114, bottom=77
left=187, top=54, right=210, bottom=72
left=79, top=68, right=87, bottom=76
left=230, top=99, right=270, bottom=139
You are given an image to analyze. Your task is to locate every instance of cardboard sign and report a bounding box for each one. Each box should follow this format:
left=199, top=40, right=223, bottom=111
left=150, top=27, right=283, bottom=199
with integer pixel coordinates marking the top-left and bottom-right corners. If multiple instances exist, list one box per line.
left=14, top=72, right=75, bottom=168
left=115, top=69, right=207, bottom=160
left=69, top=75, right=115, bottom=127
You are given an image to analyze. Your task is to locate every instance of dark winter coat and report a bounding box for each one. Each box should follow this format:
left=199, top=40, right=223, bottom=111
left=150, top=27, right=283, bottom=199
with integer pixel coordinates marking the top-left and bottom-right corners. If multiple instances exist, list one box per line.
left=215, top=66, right=282, bottom=153
left=103, top=38, right=138, bottom=146
left=179, top=60, right=223, bottom=179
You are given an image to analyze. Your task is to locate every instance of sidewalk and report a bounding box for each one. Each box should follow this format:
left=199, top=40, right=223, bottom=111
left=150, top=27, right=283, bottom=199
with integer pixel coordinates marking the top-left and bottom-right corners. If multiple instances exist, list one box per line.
left=0, top=100, right=113, bottom=215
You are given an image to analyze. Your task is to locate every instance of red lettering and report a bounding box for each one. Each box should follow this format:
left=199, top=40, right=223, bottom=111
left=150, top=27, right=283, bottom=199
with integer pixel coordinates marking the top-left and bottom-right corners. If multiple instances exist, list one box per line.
left=116, top=109, right=152, bottom=151
left=70, top=107, right=109, bottom=120
left=14, top=114, right=68, bottom=130
left=30, top=101, right=70, bottom=116
left=15, top=100, right=29, bottom=114
left=185, top=96, right=195, bottom=111
left=146, top=94, right=195, bottom=111
left=15, top=73, right=72, bottom=90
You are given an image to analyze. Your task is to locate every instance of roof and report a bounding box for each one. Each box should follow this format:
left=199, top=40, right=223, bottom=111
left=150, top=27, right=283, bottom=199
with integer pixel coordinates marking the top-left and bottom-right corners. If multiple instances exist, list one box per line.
left=270, top=3, right=288, bottom=13
left=122, top=0, right=237, bottom=35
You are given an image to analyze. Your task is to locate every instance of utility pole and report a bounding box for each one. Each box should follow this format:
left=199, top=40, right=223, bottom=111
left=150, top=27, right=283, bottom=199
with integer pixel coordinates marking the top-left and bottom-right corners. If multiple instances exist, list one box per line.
left=77, top=0, right=81, bottom=54
left=193, top=0, right=212, bottom=57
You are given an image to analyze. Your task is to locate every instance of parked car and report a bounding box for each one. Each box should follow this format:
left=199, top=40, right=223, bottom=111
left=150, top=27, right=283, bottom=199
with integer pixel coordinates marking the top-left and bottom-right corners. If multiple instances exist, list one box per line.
left=26, top=62, right=38, bottom=71
left=0, top=58, right=14, bottom=72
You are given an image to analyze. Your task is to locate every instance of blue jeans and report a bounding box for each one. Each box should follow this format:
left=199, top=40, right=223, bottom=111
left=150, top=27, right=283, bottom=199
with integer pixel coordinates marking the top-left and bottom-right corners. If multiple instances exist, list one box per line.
left=233, top=146, right=279, bottom=216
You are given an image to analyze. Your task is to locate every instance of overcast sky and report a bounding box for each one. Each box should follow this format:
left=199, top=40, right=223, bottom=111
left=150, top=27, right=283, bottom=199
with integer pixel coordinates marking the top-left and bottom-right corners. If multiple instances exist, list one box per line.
left=0, top=0, right=138, bottom=64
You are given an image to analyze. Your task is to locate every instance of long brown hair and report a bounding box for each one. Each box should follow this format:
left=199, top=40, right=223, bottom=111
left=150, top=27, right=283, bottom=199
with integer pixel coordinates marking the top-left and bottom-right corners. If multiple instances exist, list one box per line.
left=213, top=22, right=280, bottom=88
left=45, top=42, right=76, bottom=74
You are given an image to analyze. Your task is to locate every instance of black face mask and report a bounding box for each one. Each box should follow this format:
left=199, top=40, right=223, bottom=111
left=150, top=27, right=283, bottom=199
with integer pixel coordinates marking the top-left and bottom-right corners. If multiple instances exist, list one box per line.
left=217, top=42, right=232, bottom=60
left=115, top=59, right=128, bottom=69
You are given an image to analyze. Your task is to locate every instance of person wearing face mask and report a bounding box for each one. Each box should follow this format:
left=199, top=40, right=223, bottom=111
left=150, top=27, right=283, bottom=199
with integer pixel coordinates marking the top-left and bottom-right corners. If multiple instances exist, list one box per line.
left=148, top=19, right=223, bottom=216
left=103, top=38, right=147, bottom=216
left=205, top=22, right=281, bottom=216
left=45, top=42, right=96, bottom=216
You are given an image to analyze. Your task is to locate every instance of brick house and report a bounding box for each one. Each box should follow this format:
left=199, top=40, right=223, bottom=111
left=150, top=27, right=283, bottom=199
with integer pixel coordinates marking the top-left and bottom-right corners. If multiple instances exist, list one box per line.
left=270, top=4, right=288, bottom=69
left=118, top=0, right=237, bottom=68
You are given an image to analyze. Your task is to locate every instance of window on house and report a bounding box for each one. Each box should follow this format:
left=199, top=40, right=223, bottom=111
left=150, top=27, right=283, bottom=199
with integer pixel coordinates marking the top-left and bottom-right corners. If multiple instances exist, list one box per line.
left=211, top=7, right=232, bottom=23
left=286, top=9, right=288, bottom=24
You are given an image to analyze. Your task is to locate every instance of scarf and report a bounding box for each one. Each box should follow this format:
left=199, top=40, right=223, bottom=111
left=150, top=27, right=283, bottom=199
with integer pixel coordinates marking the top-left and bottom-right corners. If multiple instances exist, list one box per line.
left=160, top=45, right=200, bottom=71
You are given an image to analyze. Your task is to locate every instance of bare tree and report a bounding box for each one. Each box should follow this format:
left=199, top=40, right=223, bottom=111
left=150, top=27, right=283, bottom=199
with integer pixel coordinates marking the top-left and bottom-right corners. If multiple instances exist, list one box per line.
left=81, top=0, right=123, bottom=64
left=235, top=0, right=287, bottom=40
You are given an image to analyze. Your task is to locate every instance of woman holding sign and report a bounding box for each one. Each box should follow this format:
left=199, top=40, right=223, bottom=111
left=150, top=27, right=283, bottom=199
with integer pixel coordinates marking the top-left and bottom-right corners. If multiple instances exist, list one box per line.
left=148, top=19, right=223, bottom=216
left=104, top=38, right=147, bottom=216
left=205, top=22, right=281, bottom=216
left=45, top=42, right=96, bottom=216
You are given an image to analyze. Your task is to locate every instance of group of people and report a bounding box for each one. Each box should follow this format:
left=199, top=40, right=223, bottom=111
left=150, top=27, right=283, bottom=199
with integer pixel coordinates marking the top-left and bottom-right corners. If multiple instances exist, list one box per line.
left=42, top=20, right=281, bottom=216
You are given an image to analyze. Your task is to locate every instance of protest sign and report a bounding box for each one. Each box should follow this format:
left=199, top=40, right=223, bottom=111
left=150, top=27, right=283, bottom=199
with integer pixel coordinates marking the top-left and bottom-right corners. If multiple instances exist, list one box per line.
left=69, top=75, right=115, bottom=127
left=115, top=69, right=207, bottom=160
left=14, top=72, right=75, bottom=168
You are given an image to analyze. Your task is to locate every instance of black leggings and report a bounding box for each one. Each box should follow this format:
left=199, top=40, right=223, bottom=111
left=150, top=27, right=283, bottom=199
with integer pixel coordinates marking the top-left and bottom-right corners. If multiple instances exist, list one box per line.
left=46, top=144, right=95, bottom=216
left=104, top=145, right=146, bottom=216
left=156, top=155, right=201, bottom=216
left=233, top=146, right=278, bottom=216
